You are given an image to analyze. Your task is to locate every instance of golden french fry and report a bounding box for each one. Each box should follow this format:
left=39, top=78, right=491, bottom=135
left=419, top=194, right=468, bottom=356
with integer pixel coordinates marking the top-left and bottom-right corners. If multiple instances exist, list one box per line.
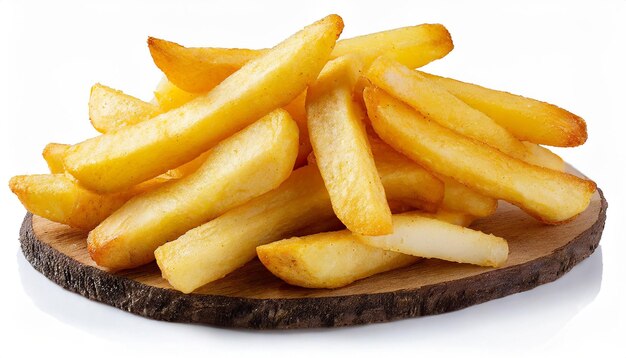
left=42, top=143, right=69, bottom=174
left=306, top=56, right=392, bottom=235
left=149, top=23, right=452, bottom=93
left=522, top=141, right=565, bottom=172
left=155, top=165, right=337, bottom=293
left=439, top=175, right=497, bottom=217
left=65, top=15, right=343, bottom=193
left=148, top=38, right=262, bottom=93
left=88, top=110, right=299, bottom=270
left=369, top=138, right=444, bottom=209
left=419, top=71, right=587, bottom=147
left=152, top=77, right=200, bottom=111
left=359, top=213, right=508, bottom=267
left=255, top=209, right=473, bottom=289
left=8, top=174, right=167, bottom=230
left=257, top=231, right=418, bottom=289
left=89, top=84, right=161, bottom=133
left=332, top=23, right=453, bottom=69
left=365, top=57, right=563, bottom=171
left=364, top=87, right=596, bottom=223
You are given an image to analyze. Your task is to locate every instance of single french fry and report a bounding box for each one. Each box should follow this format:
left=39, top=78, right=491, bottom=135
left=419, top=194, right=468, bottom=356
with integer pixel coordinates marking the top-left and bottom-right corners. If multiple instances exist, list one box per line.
left=358, top=213, right=508, bottom=267
left=420, top=209, right=476, bottom=227
left=155, top=165, right=337, bottom=293
left=149, top=23, right=452, bottom=93
left=89, top=84, right=161, bottom=133
left=88, top=110, right=299, bottom=270
left=365, top=57, right=563, bottom=171
left=306, top=56, right=392, bottom=235
left=257, top=231, right=418, bottom=289
left=419, top=71, right=587, bottom=147
left=42, top=143, right=69, bottom=174
left=364, top=87, right=596, bottom=223
left=255, top=209, right=473, bottom=289
left=152, top=77, right=200, bottom=112
left=439, top=175, right=497, bottom=217
left=369, top=138, right=444, bottom=209
left=8, top=174, right=168, bottom=230
left=65, top=15, right=343, bottom=193
left=332, top=23, right=453, bottom=69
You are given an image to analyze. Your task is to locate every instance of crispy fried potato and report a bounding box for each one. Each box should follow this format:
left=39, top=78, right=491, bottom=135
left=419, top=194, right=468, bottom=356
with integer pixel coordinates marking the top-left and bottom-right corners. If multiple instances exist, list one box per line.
left=256, top=208, right=473, bottom=289
left=257, top=231, right=418, bottom=289
left=149, top=24, right=452, bottom=93
left=152, top=77, right=200, bottom=111
left=155, top=165, right=337, bottom=293
left=369, top=138, right=444, bottom=209
left=8, top=174, right=166, bottom=230
left=419, top=71, right=587, bottom=147
left=89, top=84, right=161, bottom=133
left=88, top=110, right=299, bottom=270
left=359, top=213, right=508, bottom=267
left=365, top=57, right=563, bottom=171
left=148, top=38, right=262, bottom=93
left=42, top=143, right=69, bottom=174
left=282, top=91, right=312, bottom=168
left=420, top=209, right=476, bottom=227
left=365, top=87, right=596, bottom=223
left=66, top=15, right=343, bottom=193
left=439, top=175, right=497, bottom=217
left=332, top=23, right=453, bottom=69
left=306, top=56, right=392, bottom=235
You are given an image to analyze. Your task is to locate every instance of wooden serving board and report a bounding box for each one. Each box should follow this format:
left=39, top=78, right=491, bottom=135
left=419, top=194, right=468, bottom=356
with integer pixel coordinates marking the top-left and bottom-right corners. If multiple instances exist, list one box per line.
left=19, top=184, right=607, bottom=329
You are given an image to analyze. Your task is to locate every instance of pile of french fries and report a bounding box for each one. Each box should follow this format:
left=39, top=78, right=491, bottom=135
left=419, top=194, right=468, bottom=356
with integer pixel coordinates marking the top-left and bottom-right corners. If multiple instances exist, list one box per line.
left=10, top=14, right=596, bottom=293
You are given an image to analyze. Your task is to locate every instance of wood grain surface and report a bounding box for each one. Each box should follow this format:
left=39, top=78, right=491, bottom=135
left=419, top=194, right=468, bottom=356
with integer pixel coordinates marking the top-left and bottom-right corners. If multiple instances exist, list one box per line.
left=19, top=181, right=607, bottom=329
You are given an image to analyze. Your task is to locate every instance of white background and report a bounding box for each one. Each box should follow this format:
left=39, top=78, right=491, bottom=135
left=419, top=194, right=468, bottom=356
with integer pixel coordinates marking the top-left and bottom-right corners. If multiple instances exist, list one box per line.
left=1, top=0, right=624, bottom=357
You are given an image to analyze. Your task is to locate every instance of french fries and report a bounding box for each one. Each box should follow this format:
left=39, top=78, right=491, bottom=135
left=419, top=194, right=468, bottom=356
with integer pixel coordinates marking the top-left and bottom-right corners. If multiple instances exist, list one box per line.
left=257, top=231, right=418, bottom=289
left=88, top=110, right=299, bottom=270
left=439, top=176, right=497, bottom=218
left=9, top=174, right=168, bottom=230
left=365, top=56, right=564, bottom=171
left=155, top=165, right=337, bottom=293
left=9, top=15, right=597, bottom=294
left=65, top=15, right=343, bottom=192
left=358, top=213, right=508, bottom=267
left=149, top=23, right=452, bottom=93
left=256, top=209, right=476, bottom=289
left=369, top=138, right=444, bottom=210
left=364, top=87, right=596, bottom=223
left=419, top=71, right=587, bottom=147
left=89, top=84, right=161, bottom=133
left=307, top=56, right=392, bottom=235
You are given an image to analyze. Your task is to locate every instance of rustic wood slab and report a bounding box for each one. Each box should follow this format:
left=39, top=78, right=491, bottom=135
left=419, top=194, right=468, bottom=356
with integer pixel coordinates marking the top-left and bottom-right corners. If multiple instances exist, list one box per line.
left=19, top=182, right=607, bottom=329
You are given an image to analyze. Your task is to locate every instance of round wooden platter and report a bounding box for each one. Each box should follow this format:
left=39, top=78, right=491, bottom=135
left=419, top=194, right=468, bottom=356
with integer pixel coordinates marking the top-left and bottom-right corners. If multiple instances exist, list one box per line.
left=19, top=183, right=607, bottom=330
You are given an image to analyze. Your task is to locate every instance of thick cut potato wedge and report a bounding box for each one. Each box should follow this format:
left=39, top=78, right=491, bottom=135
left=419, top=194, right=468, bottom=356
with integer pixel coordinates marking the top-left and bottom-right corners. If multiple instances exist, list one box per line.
left=152, top=77, right=200, bottom=111
left=359, top=213, right=508, bottom=267
left=8, top=174, right=167, bottom=230
left=43, top=143, right=69, bottom=174
left=419, top=71, right=587, bottom=147
left=155, top=165, right=337, bottom=293
left=149, top=24, right=452, bottom=93
left=439, top=175, right=497, bottom=217
left=365, top=88, right=596, bottom=223
left=256, top=209, right=473, bottom=289
left=257, top=231, right=418, bottom=289
left=88, top=110, right=299, bottom=270
left=66, top=15, right=343, bottom=193
left=306, top=56, right=392, bottom=235
left=89, top=84, right=161, bottom=133
left=369, top=138, right=444, bottom=209
left=365, top=57, right=563, bottom=171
